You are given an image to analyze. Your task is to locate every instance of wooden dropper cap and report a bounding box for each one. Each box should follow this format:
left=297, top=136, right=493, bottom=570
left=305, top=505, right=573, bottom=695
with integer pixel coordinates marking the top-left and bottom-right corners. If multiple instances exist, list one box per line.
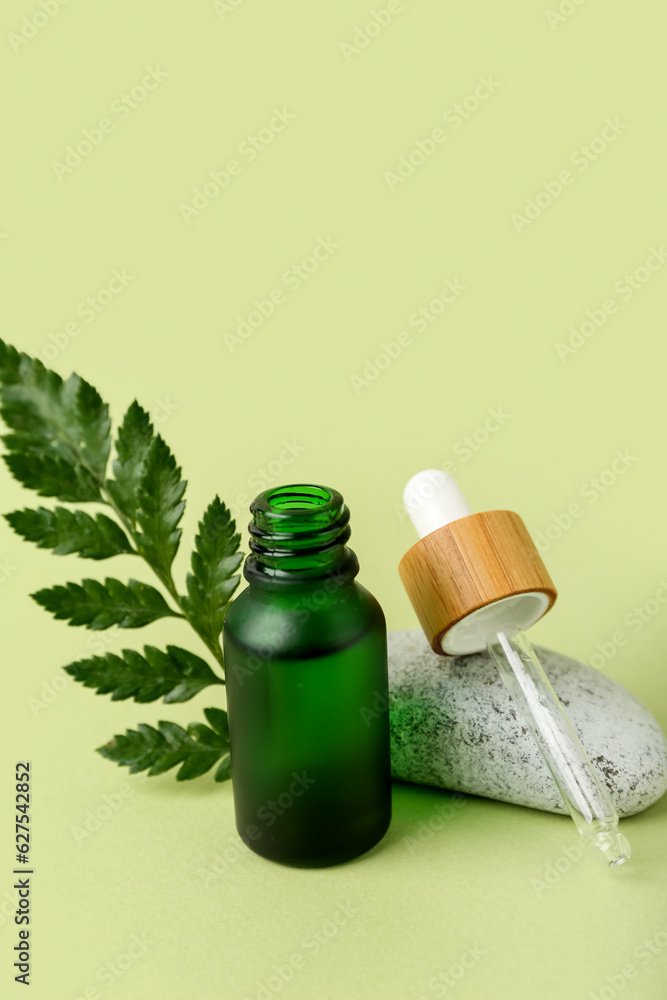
left=398, top=471, right=557, bottom=657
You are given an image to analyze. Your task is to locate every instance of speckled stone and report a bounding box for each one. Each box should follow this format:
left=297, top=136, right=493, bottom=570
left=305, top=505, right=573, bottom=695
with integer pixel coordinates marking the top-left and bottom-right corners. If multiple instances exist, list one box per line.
left=388, top=630, right=667, bottom=817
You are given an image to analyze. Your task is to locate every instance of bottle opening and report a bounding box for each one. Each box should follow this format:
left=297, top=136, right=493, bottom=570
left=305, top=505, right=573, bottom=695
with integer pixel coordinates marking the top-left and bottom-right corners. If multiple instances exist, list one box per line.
left=246, top=484, right=357, bottom=582
left=266, top=486, right=331, bottom=511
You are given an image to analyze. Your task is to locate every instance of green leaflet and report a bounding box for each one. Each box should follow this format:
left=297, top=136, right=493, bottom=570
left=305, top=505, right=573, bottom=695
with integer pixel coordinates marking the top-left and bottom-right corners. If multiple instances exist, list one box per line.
left=64, top=644, right=223, bottom=703
left=106, top=401, right=155, bottom=526
left=31, top=577, right=180, bottom=629
left=6, top=506, right=134, bottom=559
left=0, top=339, right=22, bottom=384
left=0, top=340, right=110, bottom=497
left=203, top=706, right=229, bottom=740
left=3, top=452, right=101, bottom=503
left=97, top=714, right=231, bottom=781
left=134, top=436, right=186, bottom=586
left=180, top=497, right=242, bottom=661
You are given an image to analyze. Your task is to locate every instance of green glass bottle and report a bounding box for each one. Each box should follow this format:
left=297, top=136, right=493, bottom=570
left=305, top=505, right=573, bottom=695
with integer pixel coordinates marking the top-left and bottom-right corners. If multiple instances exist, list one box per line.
left=222, top=484, right=391, bottom=867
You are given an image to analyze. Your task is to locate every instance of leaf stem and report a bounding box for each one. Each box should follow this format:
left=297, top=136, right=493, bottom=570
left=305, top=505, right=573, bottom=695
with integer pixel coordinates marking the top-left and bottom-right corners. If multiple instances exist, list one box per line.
left=97, top=479, right=225, bottom=677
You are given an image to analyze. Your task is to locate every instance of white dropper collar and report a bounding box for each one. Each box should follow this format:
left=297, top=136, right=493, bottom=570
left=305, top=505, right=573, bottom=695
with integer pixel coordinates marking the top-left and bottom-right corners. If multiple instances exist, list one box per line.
left=402, top=469, right=550, bottom=655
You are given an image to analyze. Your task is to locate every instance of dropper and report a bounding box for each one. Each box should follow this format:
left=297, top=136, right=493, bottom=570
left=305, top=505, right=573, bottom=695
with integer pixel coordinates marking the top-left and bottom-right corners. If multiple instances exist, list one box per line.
left=398, top=469, right=630, bottom=867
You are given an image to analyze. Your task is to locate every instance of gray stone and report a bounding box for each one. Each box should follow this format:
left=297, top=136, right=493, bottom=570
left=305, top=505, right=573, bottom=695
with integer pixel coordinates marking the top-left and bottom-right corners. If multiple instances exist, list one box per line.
left=388, top=629, right=667, bottom=817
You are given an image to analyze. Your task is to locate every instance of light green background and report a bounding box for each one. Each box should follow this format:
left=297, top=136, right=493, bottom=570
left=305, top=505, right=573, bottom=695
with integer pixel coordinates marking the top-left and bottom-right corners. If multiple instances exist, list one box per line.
left=2, top=2, right=667, bottom=998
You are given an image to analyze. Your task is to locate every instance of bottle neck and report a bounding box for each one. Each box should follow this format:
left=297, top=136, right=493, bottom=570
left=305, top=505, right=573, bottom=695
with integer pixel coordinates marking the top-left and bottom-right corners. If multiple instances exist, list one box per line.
left=244, top=484, right=359, bottom=587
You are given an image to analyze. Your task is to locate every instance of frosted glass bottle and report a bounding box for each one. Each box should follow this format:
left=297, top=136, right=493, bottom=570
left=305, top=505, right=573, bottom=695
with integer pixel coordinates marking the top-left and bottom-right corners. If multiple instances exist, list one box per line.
left=223, top=484, right=392, bottom=867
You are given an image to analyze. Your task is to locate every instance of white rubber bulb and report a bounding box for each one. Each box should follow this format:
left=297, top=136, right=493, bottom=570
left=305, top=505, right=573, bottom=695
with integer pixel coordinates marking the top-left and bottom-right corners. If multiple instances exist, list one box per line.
left=403, top=469, right=472, bottom=539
